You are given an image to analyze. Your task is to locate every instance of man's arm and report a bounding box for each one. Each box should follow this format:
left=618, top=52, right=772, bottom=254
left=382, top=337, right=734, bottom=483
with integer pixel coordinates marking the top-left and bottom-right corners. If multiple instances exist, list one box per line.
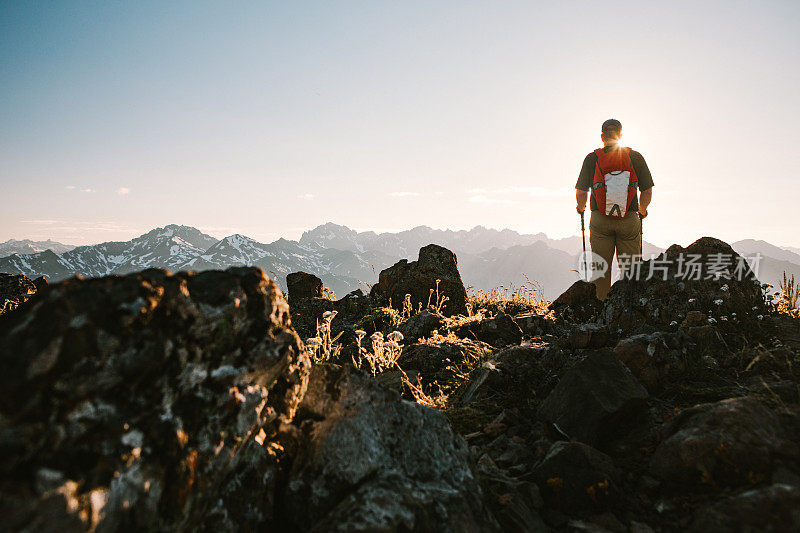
left=639, top=187, right=652, bottom=216
left=630, top=150, right=653, bottom=216
left=575, top=152, right=595, bottom=213
left=576, top=188, right=589, bottom=213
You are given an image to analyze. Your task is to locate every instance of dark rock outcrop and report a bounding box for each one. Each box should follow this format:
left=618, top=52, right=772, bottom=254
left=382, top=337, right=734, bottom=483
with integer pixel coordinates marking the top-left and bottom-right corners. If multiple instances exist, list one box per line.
left=371, top=244, right=468, bottom=317
left=538, top=351, right=648, bottom=446
left=549, top=280, right=602, bottom=322
left=650, top=397, right=799, bottom=488
left=286, top=271, right=324, bottom=301
left=0, top=272, right=37, bottom=311
left=33, top=275, right=48, bottom=291
left=280, top=365, right=497, bottom=532
left=602, top=237, right=766, bottom=334
left=0, top=267, right=310, bottom=531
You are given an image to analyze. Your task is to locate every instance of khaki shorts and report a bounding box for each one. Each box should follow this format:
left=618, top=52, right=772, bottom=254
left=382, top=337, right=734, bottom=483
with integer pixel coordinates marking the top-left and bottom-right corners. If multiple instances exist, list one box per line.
left=589, top=210, right=642, bottom=300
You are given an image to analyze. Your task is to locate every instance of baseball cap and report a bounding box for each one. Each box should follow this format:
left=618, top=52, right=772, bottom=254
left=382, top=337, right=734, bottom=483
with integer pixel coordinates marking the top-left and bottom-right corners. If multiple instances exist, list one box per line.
left=601, top=118, right=622, bottom=134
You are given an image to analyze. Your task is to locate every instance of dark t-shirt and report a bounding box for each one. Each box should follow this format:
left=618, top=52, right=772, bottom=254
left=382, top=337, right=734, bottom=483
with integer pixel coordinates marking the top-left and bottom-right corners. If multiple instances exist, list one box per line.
left=575, top=144, right=654, bottom=212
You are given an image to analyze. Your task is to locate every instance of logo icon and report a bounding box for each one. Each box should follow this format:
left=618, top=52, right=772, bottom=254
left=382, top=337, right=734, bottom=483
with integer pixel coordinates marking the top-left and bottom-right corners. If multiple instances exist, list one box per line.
left=576, top=251, right=608, bottom=282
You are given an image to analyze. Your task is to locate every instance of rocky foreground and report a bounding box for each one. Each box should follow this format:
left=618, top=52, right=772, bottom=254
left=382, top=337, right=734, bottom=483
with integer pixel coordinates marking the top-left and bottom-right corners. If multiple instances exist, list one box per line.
left=0, top=238, right=799, bottom=532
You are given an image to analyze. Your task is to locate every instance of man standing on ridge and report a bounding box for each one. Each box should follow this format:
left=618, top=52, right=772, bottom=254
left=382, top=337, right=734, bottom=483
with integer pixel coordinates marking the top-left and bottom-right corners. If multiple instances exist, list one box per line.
left=575, top=119, right=654, bottom=300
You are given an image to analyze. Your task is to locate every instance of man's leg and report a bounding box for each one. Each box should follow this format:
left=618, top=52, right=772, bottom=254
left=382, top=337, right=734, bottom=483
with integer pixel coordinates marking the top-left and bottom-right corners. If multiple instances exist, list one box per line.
left=616, top=211, right=643, bottom=280
left=589, top=211, right=615, bottom=300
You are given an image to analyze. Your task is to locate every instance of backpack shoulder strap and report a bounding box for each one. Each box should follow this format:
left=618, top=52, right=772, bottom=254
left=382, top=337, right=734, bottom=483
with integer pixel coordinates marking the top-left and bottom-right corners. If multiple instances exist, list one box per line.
left=593, top=148, right=607, bottom=177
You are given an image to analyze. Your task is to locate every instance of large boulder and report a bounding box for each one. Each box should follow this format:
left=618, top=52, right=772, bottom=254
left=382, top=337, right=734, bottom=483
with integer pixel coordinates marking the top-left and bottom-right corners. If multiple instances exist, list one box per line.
left=538, top=351, right=648, bottom=447
left=0, top=267, right=310, bottom=531
left=0, top=272, right=37, bottom=313
left=602, top=237, right=766, bottom=334
left=549, top=280, right=602, bottom=322
left=370, top=244, right=468, bottom=317
left=286, top=271, right=324, bottom=301
left=279, top=365, right=497, bottom=532
left=649, top=396, right=799, bottom=488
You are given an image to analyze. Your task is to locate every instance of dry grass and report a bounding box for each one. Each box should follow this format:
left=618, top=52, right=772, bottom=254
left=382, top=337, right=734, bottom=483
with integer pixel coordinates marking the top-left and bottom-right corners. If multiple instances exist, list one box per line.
left=307, top=275, right=548, bottom=410
left=776, top=272, right=800, bottom=318
left=395, top=362, right=449, bottom=408
left=304, top=310, right=342, bottom=364
left=352, top=330, right=404, bottom=376
left=0, top=300, right=18, bottom=317
left=467, top=274, right=549, bottom=316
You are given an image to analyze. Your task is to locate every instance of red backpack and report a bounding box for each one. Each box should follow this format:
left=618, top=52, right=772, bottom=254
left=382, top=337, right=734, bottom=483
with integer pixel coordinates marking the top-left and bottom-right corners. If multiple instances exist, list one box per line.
left=592, top=146, right=638, bottom=218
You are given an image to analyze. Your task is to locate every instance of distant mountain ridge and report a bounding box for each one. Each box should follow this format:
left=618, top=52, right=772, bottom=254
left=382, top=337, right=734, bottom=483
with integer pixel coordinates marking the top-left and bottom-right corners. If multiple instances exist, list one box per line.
left=732, top=239, right=800, bottom=267
left=0, top=239, right=75, bottom=256
left=1, top=223, right=798, bottom=299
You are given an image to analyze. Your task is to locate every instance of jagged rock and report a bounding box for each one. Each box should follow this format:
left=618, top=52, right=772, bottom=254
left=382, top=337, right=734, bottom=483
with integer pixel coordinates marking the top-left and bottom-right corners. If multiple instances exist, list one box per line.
left=450, top=311, right=524, bottom=347
left=288, top=289, right=371, bottom=345
left=532, top=441, right=620, bottom=516
left=549, top=280, right=602, bottom=322
left=0, top=272, right=37, bottom=312
left=602, top=237, right=766, bottom=334
left=689, top=484, right=800, bottom=532
left=538, top=351, right=648, bottom=446
left=32, top=275, right=48, bottom=291
left=650, top=397, right=799, bottom=488
left=286, top=271, right=324, bottom=300
left=0, top=267, right=310, bottom=531
left=398, top=309, right=445, bottom=342
left=613, top=332, right=690, bottom=391
left=280, top=365, right=497, bottom=532
left=370, top=244, right=468, bottom=317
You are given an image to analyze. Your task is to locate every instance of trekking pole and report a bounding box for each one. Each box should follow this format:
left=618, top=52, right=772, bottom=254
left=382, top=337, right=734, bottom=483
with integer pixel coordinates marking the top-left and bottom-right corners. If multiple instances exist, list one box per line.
left=580, top=211, right=587, bottom=281
left=639, top=212, right=644, bottom=259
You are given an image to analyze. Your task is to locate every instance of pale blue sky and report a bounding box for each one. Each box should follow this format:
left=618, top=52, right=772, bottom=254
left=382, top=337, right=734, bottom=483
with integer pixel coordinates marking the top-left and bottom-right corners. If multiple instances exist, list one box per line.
left=2, top=1, right=798, bottom=247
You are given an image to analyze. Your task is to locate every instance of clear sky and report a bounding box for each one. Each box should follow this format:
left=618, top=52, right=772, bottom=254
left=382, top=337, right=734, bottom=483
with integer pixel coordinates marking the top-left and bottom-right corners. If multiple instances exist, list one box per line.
left=2, top=1, right=798, bottom=248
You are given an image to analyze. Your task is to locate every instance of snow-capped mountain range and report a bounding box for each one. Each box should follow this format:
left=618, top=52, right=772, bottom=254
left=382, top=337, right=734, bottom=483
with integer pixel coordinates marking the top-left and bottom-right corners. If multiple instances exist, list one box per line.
left=0, top=239, right=76, bottom=256
left=2, top=223, right=799, bottom=299
left=0, top=224, right=399, bottom=297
